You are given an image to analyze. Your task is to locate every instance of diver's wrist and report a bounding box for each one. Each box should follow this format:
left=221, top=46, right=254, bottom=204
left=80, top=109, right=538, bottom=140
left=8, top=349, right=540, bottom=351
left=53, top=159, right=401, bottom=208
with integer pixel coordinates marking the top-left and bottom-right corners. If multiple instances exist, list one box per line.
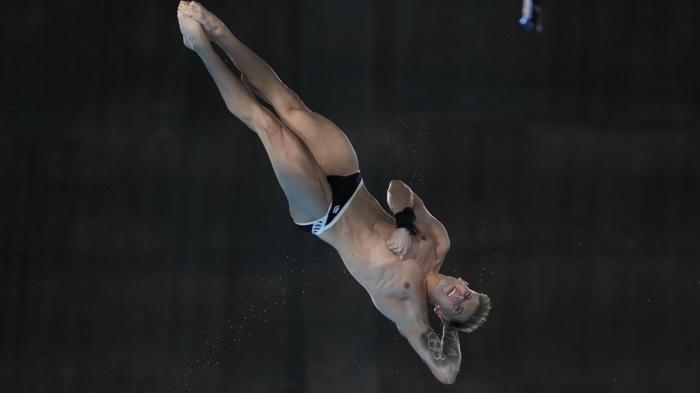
left=394, top=207, right=417, bottom=235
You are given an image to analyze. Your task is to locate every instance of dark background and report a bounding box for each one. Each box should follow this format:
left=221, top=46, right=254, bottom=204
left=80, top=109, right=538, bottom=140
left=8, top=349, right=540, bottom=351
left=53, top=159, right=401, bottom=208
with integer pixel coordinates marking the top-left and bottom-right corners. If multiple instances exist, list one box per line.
left=2, top=0, right=699, bottom=392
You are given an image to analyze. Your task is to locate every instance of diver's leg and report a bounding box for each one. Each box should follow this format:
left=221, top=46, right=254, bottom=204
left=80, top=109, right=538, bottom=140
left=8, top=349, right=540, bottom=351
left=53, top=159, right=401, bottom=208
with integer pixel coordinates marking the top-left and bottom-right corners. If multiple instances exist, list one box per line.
left=178, top=7, right=330, bottom=223
left=180, top=1, right=360, bottom=176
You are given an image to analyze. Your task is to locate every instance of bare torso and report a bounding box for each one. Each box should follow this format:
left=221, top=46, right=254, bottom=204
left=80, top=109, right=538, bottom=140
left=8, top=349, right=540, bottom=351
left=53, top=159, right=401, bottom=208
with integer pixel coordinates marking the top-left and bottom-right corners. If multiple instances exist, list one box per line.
left=317, top=185, right=441, bottom=325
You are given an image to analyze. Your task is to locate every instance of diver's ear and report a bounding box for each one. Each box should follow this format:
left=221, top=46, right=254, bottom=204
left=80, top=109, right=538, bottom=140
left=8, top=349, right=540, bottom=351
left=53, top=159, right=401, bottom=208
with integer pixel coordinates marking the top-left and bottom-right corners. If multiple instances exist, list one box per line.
left=433, top=305, right=445, bottom=319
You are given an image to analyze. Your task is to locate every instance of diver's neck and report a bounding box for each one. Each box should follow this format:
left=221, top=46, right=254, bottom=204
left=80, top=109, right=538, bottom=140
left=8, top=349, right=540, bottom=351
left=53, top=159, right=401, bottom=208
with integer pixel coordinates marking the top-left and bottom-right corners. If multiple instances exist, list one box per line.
left=424, top=271, right=444, bottom=305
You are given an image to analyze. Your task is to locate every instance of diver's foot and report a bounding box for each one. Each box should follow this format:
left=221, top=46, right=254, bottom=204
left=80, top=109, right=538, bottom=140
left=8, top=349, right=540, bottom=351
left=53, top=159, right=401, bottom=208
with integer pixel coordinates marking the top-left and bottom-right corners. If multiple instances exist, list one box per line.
left=180, top=1, right=229, bottom=43
left=177, top=2, right=210, bottom=52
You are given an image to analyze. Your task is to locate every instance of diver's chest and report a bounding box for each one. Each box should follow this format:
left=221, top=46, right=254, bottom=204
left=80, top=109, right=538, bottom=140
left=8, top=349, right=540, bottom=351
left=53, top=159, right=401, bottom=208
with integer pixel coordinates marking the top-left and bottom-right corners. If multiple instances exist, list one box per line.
left=353, top=253, right=424, bottom=299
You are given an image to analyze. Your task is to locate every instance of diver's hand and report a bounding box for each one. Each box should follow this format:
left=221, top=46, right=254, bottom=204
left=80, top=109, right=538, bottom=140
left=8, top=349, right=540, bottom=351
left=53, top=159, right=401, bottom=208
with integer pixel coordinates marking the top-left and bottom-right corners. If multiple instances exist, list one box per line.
left=386, top=227, right=413, bottom=260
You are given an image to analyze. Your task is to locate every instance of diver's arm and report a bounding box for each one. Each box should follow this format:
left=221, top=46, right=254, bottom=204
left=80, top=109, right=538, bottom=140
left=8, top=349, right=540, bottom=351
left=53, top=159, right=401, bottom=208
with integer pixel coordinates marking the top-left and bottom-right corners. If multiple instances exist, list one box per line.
left=422, top=211, right=451, bottom=271
left=397, top=321, right=462, bottom=384
left=386, top=180, right=451, bottom=268
left=387, top=179, right=415, bottom=214
left=386, top=180, right=417, bottom=259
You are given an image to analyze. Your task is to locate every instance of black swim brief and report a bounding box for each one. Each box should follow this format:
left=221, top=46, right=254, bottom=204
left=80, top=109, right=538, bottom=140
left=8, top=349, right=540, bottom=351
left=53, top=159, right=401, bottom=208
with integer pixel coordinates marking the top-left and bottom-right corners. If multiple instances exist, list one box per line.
left=294, top=172, right=363, bottom=236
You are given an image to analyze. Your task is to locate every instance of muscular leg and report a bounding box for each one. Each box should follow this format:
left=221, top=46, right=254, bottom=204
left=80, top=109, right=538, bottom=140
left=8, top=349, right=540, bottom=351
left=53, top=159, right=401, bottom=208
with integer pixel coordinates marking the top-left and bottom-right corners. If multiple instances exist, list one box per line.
left=180, top=1, right=360, bottom=177
left=177, top=5, right=331, bottom=223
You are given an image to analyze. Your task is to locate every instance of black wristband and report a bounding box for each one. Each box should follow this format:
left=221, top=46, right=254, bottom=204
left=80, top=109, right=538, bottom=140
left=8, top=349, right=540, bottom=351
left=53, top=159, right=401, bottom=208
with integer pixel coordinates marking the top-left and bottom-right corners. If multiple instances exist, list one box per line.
left=394, top=207, right=417, bottom=235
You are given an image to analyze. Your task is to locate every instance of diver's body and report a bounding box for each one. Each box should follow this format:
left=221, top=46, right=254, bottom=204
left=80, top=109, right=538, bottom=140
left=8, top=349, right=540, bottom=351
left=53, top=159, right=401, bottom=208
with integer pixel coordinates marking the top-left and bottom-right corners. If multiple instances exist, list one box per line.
left=177, top=2, right=489, bottom=384
left=322, top=184, right=438, bottom=316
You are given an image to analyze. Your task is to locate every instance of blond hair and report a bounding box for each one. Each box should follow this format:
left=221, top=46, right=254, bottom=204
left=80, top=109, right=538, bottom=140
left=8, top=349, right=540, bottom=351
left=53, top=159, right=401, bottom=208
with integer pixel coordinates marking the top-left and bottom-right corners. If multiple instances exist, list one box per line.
left=451, top=293, right=491, bottom=333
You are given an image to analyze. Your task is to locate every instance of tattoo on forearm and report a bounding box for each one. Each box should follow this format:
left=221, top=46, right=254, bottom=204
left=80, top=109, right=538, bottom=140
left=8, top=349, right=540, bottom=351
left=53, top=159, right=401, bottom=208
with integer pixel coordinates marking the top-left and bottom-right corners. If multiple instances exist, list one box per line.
left=420, top=329, right=448, bottom=367
left=420, top=327, right=462, bottom=369
left=442, top=330, right=461, bottom=362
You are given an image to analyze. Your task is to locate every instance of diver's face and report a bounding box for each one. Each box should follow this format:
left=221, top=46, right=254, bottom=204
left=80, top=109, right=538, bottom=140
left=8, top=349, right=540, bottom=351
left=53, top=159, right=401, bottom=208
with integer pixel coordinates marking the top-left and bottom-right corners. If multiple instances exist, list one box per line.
left=432, top=276, right=479, bottom=323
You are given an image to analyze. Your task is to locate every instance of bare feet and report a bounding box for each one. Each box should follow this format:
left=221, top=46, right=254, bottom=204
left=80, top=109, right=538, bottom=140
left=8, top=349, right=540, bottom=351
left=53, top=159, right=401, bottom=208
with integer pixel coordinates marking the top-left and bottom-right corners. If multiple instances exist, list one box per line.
left=177, top=2, right=210, bottom=52
left=179, top=1, right=229, bottom=43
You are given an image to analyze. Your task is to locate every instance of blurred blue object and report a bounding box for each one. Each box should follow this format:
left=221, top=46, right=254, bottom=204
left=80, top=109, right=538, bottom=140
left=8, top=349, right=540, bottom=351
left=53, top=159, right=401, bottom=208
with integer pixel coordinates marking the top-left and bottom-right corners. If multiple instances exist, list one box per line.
left=519, top=0, right=543, bottom=32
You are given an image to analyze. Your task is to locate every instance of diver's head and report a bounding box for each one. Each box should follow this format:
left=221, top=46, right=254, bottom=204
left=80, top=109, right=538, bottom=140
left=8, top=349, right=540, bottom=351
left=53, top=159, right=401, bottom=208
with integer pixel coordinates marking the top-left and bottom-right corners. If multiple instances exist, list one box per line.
left=427, top=274, right=491, bottom=333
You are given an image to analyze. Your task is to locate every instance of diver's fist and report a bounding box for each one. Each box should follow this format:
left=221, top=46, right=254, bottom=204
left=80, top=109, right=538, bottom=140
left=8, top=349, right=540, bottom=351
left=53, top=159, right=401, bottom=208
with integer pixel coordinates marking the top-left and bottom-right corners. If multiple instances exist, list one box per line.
left=386, top=227, right=413, bottom=260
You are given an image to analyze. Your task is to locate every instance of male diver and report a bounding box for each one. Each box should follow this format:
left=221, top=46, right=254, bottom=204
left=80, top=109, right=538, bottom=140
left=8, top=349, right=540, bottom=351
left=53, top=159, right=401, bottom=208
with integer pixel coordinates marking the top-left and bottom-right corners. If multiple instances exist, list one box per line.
left=176, top=1, right=491, bottom=384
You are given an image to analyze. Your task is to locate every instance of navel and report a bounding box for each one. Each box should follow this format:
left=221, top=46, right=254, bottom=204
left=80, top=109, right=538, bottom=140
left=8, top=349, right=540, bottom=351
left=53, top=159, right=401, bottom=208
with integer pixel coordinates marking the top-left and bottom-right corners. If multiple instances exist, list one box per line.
left=404, top=282, right=410, bottom=289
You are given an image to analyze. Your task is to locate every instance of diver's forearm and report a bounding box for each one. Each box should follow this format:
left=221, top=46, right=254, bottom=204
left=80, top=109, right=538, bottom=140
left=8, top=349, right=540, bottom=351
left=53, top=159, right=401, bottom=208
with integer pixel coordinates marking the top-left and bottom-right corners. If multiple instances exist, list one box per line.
left=441, top=327, right=461, bottom=367
left=419, top=327, right=460, bottom=384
